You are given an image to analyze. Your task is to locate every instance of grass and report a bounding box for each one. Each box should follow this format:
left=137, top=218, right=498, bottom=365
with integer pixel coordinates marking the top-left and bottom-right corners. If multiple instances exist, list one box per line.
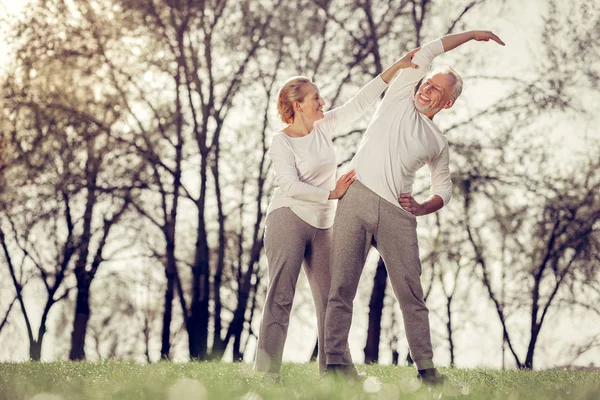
left=0, top=362, right=599, bottom=400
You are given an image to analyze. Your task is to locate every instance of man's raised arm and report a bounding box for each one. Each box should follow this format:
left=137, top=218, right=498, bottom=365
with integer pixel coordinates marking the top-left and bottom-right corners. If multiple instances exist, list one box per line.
left=441, top=30, right=505, bottom=53
left=383, top=30, right=504, bottom=101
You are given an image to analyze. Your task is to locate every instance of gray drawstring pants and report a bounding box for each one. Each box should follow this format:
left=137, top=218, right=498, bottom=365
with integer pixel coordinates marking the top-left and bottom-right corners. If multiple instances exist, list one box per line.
left=254, top=207, right=353, bottom=375
left=324, top=181, right=435, bottom=371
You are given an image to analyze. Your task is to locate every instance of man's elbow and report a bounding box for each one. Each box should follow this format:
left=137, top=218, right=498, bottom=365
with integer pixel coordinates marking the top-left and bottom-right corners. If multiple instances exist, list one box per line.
left=432, top=188, right=452, bottom=207
left=442, top=192, right=452, bottom=206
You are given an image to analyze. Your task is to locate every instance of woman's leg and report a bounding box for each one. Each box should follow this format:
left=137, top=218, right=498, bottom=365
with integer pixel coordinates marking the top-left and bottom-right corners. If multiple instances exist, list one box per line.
left=304, top=227, right=355, bottom=376
left=254, top=208, right=311, bottom=374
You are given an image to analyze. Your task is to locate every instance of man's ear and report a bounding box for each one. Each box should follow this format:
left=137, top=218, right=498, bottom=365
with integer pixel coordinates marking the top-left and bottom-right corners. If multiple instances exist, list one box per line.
left=443, top=98, right=456, bottom=110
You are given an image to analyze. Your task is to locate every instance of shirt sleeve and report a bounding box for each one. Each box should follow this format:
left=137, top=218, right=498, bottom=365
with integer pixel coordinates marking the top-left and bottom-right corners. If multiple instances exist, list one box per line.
left=316, top=75, right=388, bottom=136
left=268, top=135, right=330, bottom=204
left=428, top=143, right=452, bottom=206
left=383, top=39, right=445, bottom=102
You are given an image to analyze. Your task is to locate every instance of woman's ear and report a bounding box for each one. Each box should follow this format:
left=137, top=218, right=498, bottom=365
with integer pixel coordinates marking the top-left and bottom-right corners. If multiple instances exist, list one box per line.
left=294, top=101, right=302, bottom=113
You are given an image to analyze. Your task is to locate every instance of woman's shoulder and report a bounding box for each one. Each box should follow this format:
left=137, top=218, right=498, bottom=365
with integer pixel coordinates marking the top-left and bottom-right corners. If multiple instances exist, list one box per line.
left=310, top=113, right=341, bottom=139
left=270, top=131, right=293, bottom=150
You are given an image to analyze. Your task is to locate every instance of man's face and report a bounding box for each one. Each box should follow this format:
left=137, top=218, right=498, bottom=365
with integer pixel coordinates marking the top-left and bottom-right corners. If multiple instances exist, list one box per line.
left=414, top=73, right=456, bottom=117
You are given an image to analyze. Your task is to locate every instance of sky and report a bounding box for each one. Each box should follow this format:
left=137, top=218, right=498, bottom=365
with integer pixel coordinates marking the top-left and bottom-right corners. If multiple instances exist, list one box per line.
left=0, top=0, right=598, bottom=369
left=0, top=0, right=27, bottom=72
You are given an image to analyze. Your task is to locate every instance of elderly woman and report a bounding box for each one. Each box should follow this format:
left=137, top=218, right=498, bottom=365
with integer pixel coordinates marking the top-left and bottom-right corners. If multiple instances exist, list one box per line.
left=254, top=47, right=421, bottom=383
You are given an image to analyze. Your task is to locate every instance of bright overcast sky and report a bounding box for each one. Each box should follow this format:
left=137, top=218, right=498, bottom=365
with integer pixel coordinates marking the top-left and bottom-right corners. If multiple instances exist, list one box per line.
left=0, top=0, right=29, bottom=70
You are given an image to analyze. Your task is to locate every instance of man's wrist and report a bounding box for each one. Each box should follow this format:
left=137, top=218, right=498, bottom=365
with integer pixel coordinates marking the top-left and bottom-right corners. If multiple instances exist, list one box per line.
left=415, top=204, right=427, bottom=216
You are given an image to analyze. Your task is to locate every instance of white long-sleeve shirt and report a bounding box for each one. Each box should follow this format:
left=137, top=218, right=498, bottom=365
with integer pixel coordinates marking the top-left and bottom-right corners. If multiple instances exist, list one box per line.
left=350, top=39, right=453, bottom=212
left=267, top=76, right=388, bottom=228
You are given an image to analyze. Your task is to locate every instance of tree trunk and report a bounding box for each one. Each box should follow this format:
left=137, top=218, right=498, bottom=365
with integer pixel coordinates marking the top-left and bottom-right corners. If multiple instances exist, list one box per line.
left=524, top=325, right=540, bottom=369
left=69, top=145, right=97, bottom=360
left=364, top=258, right=387, bottom=364
left=222, top=259, right=257, bottom=360
left=30, top=339, right=42, bottom=361
left=210, top=141, right=227, bottom=360
left=30, top=298, right=54, bottom=361
left=160, top=248, right=177, bottom=360
left=226, top=286, right=250, bottom=361
left=446, top=298, right=455, bottom=367
left=232, top=326, right=243, bottom=362
left=189, top=232, right=210, bottom=360
left=69, top=279, right=92, bottom=360
left=211, top=273, right=225, bottom=358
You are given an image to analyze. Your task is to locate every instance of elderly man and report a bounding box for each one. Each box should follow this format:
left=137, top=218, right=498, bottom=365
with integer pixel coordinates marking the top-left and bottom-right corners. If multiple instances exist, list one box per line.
left=324, top=30, right=504, bottom=384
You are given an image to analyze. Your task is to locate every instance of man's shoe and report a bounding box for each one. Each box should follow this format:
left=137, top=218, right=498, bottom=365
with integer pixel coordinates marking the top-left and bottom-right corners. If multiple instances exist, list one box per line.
left=417, top=368, right=446, bottom=386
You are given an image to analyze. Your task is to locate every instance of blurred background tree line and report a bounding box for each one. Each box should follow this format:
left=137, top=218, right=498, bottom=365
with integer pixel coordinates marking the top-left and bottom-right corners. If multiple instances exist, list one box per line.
left=0, top=0, right=598, bottom=370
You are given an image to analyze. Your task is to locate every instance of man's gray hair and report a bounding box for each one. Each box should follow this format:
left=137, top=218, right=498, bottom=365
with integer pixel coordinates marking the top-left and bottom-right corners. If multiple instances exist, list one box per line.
left=432, top=66, right=463, bottom=100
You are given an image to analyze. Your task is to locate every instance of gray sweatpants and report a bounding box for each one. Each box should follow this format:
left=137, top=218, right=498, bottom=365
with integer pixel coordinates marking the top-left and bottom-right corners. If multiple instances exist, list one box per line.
left=324, top=181, right=435, bottom=371
left=254, top=207, right=353, bottom=375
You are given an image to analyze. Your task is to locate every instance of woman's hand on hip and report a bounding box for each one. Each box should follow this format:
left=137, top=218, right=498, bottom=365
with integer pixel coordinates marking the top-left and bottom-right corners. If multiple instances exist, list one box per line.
left=329, top=170, right=357, bottom=200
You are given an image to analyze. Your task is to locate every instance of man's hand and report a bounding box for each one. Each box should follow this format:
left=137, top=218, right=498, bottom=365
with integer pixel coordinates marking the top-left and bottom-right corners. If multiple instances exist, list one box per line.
left=441, top=30, right=505, bottom=52
left=399, top=193, right=444, bottom=216
left=472, top=30, right=505, bottom=46
left=399, top=193, right=424, bottom=216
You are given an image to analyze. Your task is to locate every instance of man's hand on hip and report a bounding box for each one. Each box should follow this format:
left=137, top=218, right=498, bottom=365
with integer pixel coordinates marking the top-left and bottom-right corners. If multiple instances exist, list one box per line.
left=399, top=193, right=444, bottom=216
left=399, top=193, right=424, bottom=216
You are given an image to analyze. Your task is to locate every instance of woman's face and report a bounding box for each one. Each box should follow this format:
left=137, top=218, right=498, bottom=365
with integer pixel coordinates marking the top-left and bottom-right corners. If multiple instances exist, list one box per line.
left=297, top=83, right=326, bottom=123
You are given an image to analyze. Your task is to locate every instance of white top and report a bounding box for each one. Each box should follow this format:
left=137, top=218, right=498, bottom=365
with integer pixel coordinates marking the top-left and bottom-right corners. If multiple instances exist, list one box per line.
left=267, top=76, right=388, bottom=228
left=350, top=39, right=453, bottom=212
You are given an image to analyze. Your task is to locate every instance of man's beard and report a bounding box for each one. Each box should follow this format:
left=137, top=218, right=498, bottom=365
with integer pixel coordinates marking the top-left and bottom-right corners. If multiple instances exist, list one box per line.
left=414, top=94, right=433, bottom=113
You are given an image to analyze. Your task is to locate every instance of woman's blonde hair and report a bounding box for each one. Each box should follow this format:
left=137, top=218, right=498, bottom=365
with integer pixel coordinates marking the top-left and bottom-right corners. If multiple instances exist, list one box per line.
left=277, top=76, right=312, bottom=124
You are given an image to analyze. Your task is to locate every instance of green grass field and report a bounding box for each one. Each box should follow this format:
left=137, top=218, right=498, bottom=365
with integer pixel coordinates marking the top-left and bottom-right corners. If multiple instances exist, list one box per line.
left=0, top=362, right=598, bottom=400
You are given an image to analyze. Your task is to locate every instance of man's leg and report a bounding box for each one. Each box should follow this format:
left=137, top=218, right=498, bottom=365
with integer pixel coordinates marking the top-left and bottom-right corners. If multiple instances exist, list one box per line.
left=254, top=208, right=311, bottom=374
left=374, top=199, right=435, bottom=371
left=325, top=182, right=378, bottom=366
left=304, top=227, right=354, bottom=376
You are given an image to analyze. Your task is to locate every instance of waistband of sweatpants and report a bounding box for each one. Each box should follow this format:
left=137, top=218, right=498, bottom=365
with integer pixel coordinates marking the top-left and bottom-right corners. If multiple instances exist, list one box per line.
left=350, top=180, right=416, bottom=221
left=348, top=179, right=379, bottom=199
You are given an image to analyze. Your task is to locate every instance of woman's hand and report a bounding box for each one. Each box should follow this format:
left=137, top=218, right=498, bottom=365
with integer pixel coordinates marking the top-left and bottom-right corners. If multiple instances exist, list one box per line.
left=381, top=47, right=421, bottom=83
left=329, top=170, right=357, bottom=200
left=396, top=47, right=421, bottom=70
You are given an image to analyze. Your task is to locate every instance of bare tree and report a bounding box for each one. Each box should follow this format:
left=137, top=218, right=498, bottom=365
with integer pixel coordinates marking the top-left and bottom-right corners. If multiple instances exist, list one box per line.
left=1, top=0, right=143, bottom=360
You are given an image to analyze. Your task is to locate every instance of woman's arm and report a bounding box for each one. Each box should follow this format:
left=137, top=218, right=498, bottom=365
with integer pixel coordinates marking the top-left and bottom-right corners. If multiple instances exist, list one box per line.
left=269, top=136, right=330, bottom=203
left=317, top=47, right=422, bottom=135
left=317, top=76, right=387, bottom=135
left=269, top=136, right=356, bottom=202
